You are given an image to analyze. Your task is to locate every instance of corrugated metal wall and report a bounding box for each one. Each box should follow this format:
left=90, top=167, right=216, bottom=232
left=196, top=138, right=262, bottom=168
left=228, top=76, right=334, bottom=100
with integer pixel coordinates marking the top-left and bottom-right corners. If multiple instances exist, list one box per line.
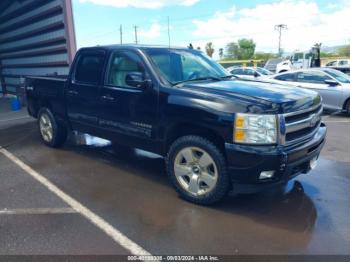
left=0, top=0, right=76, bottom=94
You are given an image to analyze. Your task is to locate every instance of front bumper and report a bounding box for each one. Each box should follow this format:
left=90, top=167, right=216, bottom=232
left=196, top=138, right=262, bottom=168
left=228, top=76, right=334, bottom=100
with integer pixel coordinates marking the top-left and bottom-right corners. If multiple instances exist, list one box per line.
left=225, top=123, right=326, bottom=193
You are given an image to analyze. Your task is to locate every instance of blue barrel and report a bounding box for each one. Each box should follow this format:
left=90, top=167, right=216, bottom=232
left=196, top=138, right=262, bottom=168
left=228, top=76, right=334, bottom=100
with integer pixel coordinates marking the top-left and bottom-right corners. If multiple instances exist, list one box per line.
left=11, top=98, right=21, bottom=111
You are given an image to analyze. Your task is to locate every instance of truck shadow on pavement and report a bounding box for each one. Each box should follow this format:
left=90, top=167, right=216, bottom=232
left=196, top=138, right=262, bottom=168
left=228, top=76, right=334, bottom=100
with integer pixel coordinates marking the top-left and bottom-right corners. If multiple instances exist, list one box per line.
left=70, top=135, right=317, bottom=235
left=218, top=181, right=317, bottom=233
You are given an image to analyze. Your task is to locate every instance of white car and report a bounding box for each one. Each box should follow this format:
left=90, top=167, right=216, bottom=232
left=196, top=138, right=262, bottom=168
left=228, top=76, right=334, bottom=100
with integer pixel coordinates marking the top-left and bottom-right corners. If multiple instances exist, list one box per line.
left=325, top=59, right=350, bottom=68
left=227, top=67, right=273, bottom=80
left=268, top=68, right=350, bottom=114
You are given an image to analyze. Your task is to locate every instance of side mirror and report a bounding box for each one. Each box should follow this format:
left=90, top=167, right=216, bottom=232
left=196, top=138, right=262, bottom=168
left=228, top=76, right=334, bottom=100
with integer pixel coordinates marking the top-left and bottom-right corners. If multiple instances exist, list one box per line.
left=324, top=79, right=339, bottom=86
left=125, top=72, right=152, bottom=89
left=254, top=72, right=259, bottom=78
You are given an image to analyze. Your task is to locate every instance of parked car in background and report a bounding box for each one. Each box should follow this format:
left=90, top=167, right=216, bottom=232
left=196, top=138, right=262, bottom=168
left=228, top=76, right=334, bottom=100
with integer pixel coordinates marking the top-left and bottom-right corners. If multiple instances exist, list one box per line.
left=264, top=58, right=284, bottom=73
left=268, top=68, right=350, bottom=115
left=227, top=67, right=273, bottom=80
left=324, top=59, right=350, bottom=75
left=325, top=59, right=350, bottom=67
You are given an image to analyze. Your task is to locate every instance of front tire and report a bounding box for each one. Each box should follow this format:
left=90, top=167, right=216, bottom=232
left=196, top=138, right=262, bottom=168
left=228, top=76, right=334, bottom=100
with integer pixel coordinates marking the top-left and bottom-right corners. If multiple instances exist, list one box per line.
left=166, top=135, right=230, bottom=205
left=38, top=108, right=67, bottom=148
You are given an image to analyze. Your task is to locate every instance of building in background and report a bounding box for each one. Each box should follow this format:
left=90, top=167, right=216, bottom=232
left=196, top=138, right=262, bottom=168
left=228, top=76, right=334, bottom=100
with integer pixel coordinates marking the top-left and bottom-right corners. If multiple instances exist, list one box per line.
left=0, top=0, right=76, bottom=95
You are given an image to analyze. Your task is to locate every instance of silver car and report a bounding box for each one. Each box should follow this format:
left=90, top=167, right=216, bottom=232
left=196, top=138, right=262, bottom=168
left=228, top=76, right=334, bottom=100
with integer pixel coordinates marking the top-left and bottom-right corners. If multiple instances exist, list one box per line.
left=227, top=67, right=273, bottom=80
left=269, top=68, right=350, bottom=115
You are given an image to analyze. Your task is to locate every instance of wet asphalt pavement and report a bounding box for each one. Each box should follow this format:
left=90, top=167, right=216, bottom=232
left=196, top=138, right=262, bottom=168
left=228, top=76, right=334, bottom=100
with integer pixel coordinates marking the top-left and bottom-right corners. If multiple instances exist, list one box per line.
left=0, top=112, right=349, bottom=255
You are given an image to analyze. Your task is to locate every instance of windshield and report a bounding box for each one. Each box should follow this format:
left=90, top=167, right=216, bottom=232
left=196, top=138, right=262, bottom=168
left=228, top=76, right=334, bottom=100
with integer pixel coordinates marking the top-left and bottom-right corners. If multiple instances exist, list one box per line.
left=144, top=48, right=231, bottom=84
left=256, top=67, right=272, bottom=75
left=293, top=52, right=304, bottom=62
left=324, top=69, right=350, bottom=84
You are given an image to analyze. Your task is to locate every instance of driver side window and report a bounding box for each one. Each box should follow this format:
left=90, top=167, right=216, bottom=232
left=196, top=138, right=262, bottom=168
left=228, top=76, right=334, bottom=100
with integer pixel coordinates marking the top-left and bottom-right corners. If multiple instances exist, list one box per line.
left=296, top=71, right=331, bottom=84
left=181, top=55, right=209, bottom=79
left=106, top=51, right=145, bottom=88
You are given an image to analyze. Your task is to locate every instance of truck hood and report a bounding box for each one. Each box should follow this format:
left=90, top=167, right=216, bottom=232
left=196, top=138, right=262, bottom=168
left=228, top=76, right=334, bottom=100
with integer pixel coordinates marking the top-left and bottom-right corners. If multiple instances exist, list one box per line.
left=178, top=79, right=321, bottom=114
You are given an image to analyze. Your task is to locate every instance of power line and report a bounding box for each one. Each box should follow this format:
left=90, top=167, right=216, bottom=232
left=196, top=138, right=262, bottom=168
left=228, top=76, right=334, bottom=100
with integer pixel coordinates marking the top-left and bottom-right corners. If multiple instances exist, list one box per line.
left=275, top=24, right=288, bottom=56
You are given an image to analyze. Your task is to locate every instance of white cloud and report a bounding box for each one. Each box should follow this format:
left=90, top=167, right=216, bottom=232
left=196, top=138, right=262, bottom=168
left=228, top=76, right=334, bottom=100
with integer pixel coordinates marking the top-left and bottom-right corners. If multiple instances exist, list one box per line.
left=139, top=22, right=161, bottom=39
left=78, top=0, right=200, bottom=9
left=191, top=1, right=350, bottom=58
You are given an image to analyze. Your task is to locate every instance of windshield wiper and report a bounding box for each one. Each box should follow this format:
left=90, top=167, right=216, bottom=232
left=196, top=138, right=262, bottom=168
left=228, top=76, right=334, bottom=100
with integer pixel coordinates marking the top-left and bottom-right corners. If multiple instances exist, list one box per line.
left=174, top=76, right=222, bottom=85
left=220, top=74, right=238, bottom=79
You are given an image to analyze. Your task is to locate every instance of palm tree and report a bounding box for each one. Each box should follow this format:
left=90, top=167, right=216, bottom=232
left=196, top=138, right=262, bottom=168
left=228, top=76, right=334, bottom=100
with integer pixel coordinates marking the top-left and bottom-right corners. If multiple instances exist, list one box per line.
left=205, top=42, right=215, bottom=57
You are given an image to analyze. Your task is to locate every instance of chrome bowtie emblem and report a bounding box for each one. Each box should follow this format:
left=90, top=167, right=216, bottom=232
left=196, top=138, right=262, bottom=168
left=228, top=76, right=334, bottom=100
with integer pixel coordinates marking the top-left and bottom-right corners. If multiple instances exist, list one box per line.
left=310, top=113, right=319, bottom=127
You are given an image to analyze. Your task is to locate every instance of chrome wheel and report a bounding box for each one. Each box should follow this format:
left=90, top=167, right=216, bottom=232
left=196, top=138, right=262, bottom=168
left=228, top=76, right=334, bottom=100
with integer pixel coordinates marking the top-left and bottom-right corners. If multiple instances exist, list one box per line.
left=39, top=113, right=53, bottom=142
left=174, top=147, right=218, bottom=196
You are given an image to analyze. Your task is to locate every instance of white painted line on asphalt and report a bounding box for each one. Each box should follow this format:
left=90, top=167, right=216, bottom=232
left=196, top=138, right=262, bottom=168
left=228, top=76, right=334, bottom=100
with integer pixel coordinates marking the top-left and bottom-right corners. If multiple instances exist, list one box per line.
left=323, top=120, right=350, bottom=123
left=0, top=116, right=30, bottom=122
left=0, top=147, right=152, bottom=257
left=0, top=207, right=77, bottom=215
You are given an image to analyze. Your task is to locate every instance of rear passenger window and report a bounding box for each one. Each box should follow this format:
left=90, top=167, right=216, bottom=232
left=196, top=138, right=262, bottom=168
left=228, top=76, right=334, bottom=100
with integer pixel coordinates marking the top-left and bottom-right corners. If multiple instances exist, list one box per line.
left=232, top=69, right=243, bottom=75
left=75, top=53, right=105, bottom=84
left=326, top=61, right=337, bottom=66
left=274, top=73, right=295, bottom=81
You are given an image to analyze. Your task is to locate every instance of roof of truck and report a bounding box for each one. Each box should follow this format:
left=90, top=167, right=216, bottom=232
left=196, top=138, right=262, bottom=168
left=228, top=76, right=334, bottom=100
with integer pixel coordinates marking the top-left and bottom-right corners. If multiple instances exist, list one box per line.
left=77, top=44, right=194, bottom=52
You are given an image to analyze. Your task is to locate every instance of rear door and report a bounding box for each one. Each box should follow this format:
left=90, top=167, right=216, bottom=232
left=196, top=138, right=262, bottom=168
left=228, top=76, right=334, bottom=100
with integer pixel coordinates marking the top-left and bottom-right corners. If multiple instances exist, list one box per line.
left=66, top=50, right=106, bottom=133
left=296, top=71, right=342, bottom=109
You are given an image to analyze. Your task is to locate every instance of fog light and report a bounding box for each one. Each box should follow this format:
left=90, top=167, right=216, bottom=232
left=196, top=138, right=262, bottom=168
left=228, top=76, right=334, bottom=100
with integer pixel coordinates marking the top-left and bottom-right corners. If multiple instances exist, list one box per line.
left=259, top=171, right=275, bottom=179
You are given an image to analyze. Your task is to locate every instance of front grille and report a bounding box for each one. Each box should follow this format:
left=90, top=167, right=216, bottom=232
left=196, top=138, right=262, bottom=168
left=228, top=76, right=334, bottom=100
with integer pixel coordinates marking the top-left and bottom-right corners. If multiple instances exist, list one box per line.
left=282, top=104, right=322, bottom=145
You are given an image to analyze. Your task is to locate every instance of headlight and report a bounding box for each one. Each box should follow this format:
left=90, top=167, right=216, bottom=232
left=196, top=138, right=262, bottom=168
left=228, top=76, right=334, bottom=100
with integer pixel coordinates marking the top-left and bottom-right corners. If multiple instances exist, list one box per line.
left=234, top=113, right=277, bottom=144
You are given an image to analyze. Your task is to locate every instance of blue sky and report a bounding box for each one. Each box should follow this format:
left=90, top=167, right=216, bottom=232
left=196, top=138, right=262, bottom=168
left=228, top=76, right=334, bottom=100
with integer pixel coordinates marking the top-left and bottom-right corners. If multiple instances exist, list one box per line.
left=72, top=0, right=350, bottom=58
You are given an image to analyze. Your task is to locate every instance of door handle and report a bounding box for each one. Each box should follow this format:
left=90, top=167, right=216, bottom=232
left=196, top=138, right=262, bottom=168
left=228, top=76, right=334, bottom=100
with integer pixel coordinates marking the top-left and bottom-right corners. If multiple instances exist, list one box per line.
left=101, top=95, right=115, bottom=101
left=67, top=90, right=79, bottom=95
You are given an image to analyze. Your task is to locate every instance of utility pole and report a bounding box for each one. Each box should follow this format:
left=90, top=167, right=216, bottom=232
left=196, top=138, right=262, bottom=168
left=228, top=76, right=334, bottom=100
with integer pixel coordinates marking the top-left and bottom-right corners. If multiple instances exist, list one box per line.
left=119, top=24, right=123, bottom=45
left=167, top=16, right=171, bottom=48
left=134, top=25, right=138, bottom=44
left=275, top=24, right=287, bottom=56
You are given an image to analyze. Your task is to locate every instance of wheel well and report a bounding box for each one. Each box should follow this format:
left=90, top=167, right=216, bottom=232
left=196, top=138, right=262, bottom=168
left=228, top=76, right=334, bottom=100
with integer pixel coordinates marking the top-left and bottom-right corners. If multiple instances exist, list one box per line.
left=343, top=97, right=350, bottom=110
left=31, top=99, right=52, bottom=118
left=165, top=123, right=226, bottom=156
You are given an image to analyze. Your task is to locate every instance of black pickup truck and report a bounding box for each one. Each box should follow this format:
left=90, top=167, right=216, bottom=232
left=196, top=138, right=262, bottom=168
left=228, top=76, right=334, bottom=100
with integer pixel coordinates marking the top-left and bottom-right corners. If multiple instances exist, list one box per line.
left=26, top=45, right=326, bottom=205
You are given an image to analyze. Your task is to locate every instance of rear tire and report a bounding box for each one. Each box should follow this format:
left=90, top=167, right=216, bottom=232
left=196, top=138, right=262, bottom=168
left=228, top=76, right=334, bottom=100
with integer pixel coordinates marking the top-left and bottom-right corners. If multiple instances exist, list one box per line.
left=38, top=108, right=67, bottom=148
left=345, top=99, right=350, bottom=116
left=166, top=135, right=230, bottom=205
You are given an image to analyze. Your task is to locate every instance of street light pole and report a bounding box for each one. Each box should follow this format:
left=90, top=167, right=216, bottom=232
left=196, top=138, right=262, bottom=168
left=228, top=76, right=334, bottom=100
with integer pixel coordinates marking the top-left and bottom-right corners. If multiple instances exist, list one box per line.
left=134, top=25, right=138, bottom=44
left=120, top=24, right=123, bottom=45
left=275, top=24, right=288, bottom=56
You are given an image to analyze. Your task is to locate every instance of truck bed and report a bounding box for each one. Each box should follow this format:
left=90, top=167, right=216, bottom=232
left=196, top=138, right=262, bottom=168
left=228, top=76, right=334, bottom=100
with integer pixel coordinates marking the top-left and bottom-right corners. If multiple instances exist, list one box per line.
left=26, top=76, right=68, bottom=119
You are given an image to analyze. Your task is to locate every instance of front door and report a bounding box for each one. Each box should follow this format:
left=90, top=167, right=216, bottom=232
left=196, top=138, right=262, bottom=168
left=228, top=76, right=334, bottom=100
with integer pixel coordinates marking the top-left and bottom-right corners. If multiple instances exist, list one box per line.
left=98, top=50, right=158, bottom=150
left=296, top=71, right=342, bottom=110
